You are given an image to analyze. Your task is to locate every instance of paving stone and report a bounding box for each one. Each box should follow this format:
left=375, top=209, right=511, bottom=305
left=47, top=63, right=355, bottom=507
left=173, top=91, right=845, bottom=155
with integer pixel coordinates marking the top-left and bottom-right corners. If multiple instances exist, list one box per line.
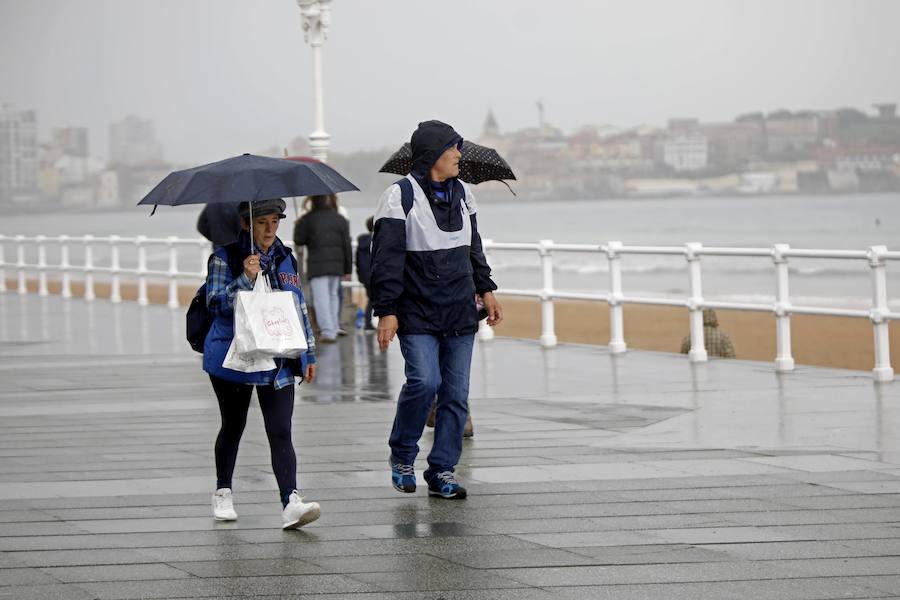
left=700, top=540, right=883, bottom=561
left=172, top=558, right=326, bottom=578
left=494, top=560, right=808, bottom=587
left=777, top=493, right=900, bottom=510
left=347, top=567, right=524, bottom=593
left=563, top=543, right=733, bottom=564
left=510, top=530, right=662, bottom=548
left=432, top=547, right=599, bottom=569
left=771, top=524, right=900, bottom=541
left=0, top=583, right=96, bottom=600
left=866, top=577, right=900, bottom=595
left=840, top=538, right=900, bottom=555
left=11, top=548, right=160, bottom=568
left=784, top=557, right=900, bottom=577
left=37, top=563, right=192, bottom=583
left=548, top=578, right=892, bottom=600
left=0, top=567, right=60, bottom=586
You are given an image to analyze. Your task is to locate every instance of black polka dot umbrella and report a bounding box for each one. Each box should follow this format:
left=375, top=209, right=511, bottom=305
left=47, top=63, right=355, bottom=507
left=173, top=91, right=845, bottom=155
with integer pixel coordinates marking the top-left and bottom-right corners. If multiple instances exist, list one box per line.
left=379, top=141, right=516, bottom=187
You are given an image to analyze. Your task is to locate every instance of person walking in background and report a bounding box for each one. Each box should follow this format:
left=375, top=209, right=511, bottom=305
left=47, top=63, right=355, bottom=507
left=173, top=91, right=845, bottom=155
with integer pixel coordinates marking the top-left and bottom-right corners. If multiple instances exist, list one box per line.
left=680, top=308, right=736, bottom=358
left=196, top=202, right=242, bottom=249
left=355, top=216, right=375, bottom=331
left=203, top=198, right=321, bottom=530
left=371, top=120, right=502, bottom=500
left=331, top=195, right=352, bottom=335
left=293, top=194, right=353, bottom=343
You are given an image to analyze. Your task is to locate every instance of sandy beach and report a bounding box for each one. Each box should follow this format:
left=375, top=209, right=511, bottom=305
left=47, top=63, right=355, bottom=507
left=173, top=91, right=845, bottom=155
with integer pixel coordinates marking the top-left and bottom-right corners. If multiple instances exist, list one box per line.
left=492, top=296, right=900, bottom=373
left=7, top=278, right=897, bottom=373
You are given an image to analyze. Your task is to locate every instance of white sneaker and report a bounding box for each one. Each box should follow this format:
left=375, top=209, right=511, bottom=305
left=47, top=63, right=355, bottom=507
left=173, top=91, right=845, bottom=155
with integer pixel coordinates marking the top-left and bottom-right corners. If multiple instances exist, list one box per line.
left=281, top=490, right=321, bottom=530
left=212, top=488, right=237, bottom=521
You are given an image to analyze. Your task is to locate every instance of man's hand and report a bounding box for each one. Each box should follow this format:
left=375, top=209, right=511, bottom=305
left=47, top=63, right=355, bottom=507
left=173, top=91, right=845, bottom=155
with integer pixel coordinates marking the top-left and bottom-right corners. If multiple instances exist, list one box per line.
left=482, top=292, right=503, bottom=326
left=303, top=364, right=316, bottom=384
left=377, top=315, right=398, bottom=352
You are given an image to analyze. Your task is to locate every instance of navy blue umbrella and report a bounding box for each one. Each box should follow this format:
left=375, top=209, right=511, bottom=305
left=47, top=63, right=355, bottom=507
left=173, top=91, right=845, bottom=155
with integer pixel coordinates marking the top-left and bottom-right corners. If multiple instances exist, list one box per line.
left=138, top=153, right=359, bottom=214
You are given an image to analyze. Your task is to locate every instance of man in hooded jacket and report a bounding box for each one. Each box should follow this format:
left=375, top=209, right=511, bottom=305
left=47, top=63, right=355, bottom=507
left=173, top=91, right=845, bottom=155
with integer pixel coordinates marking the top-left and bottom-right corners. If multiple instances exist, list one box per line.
left=371, top=120, right=502, bottom=499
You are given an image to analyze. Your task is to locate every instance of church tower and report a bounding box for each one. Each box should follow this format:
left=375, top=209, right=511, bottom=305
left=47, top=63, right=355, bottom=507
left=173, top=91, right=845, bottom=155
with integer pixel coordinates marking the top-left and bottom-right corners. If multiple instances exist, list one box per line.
left=482, top=109, right=499, bottom=139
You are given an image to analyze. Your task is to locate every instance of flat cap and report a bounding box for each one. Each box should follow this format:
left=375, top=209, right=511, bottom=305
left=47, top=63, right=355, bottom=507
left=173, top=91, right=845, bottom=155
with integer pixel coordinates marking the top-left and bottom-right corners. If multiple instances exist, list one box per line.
left=237, top=198, right=287, bottom=221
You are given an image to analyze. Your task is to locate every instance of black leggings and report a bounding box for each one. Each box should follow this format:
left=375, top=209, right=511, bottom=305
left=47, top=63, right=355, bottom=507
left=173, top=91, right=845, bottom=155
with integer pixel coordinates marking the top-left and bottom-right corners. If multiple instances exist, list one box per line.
left=209, top=375, right=296, bottom=506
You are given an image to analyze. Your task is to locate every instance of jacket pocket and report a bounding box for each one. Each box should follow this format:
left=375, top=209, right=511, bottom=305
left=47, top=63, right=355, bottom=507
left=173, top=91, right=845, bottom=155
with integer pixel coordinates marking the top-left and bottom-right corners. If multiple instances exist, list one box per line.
left=422, top=248, right=472, bottom=281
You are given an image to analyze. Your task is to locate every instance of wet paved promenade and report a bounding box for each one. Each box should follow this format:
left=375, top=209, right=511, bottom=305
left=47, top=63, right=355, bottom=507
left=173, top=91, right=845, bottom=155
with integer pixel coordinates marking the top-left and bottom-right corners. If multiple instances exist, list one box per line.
left=1, top=294, right=900, bottom=599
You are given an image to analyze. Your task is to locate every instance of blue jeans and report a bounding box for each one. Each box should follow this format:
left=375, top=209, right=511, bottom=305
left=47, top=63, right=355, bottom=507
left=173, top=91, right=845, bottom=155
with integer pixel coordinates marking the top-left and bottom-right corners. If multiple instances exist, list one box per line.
left=389, top=333, right=475, bottom=477
left=310, top=275, right=340, bottom=339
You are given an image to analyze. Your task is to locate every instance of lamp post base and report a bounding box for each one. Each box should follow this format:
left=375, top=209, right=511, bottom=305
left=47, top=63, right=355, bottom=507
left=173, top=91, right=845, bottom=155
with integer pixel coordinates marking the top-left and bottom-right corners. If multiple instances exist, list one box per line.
left=309, top=131, right=330, bottom=163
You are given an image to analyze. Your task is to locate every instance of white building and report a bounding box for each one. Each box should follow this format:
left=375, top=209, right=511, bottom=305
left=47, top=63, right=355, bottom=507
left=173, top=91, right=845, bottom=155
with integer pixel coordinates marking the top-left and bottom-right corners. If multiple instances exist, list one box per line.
left=0, top=104, right=39, bottom=202
left=109, top=115, right=163, bottom=166
left=661, top=134, right=708, bottom=172
left=95, top=170, right=120, bottom=207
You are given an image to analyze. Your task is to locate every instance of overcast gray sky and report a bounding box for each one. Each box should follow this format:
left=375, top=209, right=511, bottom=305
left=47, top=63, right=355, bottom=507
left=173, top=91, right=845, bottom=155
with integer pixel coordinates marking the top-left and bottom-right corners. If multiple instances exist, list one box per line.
left=2, top=0, right=899, bottom=163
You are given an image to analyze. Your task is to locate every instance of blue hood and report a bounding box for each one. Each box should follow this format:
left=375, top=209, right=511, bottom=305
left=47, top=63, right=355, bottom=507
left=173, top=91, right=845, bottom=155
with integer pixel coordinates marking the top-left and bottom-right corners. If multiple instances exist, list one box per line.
left=410, top=120, right=463, bottom=177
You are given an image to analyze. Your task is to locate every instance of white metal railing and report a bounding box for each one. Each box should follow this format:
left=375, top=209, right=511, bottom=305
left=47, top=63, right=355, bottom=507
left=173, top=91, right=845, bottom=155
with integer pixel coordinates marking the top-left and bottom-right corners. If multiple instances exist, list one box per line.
left=480, top=239, right=896, bottom=383
left=0, top=233, right=365, bottom=309
left=0, top=234, right=212, bottom=308
left=0, top=234, right=895, bottom=381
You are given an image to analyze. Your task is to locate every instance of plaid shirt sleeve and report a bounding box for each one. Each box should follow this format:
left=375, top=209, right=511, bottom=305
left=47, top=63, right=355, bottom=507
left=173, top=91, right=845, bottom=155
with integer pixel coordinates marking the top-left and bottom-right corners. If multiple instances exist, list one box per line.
left=291, top=288, right=317, bottom=364
left=206, top=255, right=253, bottom=318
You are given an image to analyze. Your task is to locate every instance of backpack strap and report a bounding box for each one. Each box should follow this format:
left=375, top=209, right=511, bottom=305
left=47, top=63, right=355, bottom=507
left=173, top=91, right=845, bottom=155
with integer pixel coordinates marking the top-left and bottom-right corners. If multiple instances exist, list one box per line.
left=396, top=177, right=414, bottom=217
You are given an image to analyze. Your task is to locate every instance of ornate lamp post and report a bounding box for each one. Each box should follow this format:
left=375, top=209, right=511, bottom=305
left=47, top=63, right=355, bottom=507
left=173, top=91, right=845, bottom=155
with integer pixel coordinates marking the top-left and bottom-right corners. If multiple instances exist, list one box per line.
left=296, top=0, right=332, bottom=162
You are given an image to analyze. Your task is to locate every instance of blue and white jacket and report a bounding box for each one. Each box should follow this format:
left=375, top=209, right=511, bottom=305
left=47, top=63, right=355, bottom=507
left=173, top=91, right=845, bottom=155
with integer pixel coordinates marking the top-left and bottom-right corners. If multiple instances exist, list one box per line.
left=370, top=120, right=497, bottom=336
left=203, top=233, right=316, bottom=388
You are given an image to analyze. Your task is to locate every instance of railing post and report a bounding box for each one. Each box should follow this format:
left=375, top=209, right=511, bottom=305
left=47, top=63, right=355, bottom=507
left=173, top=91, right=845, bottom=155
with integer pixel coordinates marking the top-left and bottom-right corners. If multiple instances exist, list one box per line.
left=36, top=235, right=49, bottom=296
left=83, top=235, right=95, bottom=301
left=868, top=245, right=893, bottom=382
left=0, top=236, right=6, bottom=293
left=109, top=235, right=122, bottom=303
left=59, top=235, right=72, bottom=299
left=685, top=242, right=707, bottom=362
left=167, top=236, right=179, bottom=309
left=136, top=235, right=149, bottom=306
left=605, top=241, right=627, bottom=354
left=538, top=239, right=557, bottom=348
left=16, top=235, right=26, bottom=295
left=199, top=239, right=210, bottom=276
left=477, top=238, right=495, bottom=341
left=772, top=243, right=794, bottom=372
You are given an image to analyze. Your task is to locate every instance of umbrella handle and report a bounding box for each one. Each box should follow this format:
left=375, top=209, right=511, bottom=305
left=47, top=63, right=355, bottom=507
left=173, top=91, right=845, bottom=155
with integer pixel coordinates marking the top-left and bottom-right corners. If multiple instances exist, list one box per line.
left=248, top=201, right=255, bottom=255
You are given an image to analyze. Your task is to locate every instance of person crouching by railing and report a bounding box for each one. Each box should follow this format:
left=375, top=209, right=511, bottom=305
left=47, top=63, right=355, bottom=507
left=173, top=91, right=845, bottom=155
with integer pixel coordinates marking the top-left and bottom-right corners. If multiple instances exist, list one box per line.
left=680, top=308, right=736, bottom=358
left=203, top=197, right=322, bottom=530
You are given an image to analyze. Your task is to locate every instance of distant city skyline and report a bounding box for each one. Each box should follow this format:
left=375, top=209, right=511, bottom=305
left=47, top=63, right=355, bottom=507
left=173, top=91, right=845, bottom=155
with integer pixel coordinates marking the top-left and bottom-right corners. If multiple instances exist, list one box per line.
left=3, top=0, right=900, bottom=163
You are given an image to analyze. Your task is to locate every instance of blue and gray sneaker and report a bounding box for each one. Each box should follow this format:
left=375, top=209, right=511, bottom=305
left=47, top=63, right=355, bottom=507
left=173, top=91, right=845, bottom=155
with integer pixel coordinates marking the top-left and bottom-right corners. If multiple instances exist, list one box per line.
left=390, top=461, right=416, bottom=493
left=425, top=471, right=467, bottom=499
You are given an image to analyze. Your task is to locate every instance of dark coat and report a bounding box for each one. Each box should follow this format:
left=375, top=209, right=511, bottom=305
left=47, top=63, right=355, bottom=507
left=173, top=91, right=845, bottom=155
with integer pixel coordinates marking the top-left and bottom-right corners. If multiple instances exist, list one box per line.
left=292, top=208, right=352, bottom=279
left=355, top=232, right=373, bottom=286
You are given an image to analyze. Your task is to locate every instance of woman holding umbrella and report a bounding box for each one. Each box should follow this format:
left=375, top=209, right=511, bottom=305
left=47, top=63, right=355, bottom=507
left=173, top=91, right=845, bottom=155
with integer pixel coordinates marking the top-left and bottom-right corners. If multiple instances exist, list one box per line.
left=203, top=197, right=321, bottom=530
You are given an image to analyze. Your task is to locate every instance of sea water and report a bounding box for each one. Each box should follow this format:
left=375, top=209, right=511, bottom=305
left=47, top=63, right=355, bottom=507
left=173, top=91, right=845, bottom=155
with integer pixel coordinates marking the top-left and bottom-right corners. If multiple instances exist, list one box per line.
left=2, top=193, right=897, bottom=309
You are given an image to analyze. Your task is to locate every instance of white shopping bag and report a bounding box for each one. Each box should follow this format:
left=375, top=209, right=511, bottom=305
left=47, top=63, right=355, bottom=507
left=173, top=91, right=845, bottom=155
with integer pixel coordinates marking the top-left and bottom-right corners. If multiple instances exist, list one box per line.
left=222, top=337, right=277, bottom=373
left=233, top=273, right=308, bottom=359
